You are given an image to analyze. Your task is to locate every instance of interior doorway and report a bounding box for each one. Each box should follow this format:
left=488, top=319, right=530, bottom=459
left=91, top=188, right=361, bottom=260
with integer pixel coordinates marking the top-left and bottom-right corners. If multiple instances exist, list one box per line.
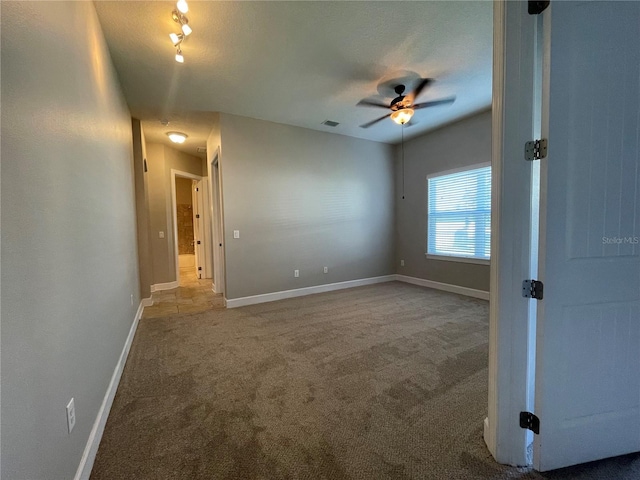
left=171, top=169, right=208, bottom=287
left=175, top=176, right=197, bottom=283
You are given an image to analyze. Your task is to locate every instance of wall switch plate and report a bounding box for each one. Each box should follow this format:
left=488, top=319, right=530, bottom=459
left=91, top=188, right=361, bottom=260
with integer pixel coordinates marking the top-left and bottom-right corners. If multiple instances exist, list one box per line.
left=400, top=260, right=405, bottom=267
left=159, top=231, right=165, bottom=239
left=233, top=230, right=240, bottom=239
left=294, top=269, right=299, bottom=278
left=323, top=267, right=328, bottom=274
left=66, top=398, right=76, bottom=434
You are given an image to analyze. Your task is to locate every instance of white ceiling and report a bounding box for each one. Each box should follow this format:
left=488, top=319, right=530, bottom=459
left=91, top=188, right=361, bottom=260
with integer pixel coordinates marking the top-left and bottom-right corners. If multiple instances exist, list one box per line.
left=95, top=1, right=492, bottom=156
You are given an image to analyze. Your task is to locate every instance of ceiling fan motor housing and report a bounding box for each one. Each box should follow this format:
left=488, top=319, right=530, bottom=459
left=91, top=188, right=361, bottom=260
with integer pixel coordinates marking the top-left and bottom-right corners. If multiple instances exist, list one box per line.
left=391, top=85, right=408, bottom=110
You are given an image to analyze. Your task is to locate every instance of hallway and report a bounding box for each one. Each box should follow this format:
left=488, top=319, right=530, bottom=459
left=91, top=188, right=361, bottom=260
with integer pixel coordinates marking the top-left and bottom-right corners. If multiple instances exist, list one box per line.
left=142, top=256, right=224, bottom=319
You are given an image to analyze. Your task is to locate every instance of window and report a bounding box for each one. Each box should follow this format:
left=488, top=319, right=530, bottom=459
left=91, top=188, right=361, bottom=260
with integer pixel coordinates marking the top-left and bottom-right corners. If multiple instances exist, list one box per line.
left=427, top=164, right=491, bottom=262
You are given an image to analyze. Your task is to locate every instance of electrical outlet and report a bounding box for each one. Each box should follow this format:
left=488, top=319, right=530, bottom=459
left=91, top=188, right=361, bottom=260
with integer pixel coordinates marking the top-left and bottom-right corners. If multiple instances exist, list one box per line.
left=130, top=294, right=134, bottom=306
left=66, top=398, right=76, bottom=434
left=233, top=230, right=240, bottom=239
left=294, top=269, right=299, bottom=278
left=400, top=260, right=405, bottom=267
left=323, top=267, right=328, bottom=274
left=159, top=231, right=165, bottom=239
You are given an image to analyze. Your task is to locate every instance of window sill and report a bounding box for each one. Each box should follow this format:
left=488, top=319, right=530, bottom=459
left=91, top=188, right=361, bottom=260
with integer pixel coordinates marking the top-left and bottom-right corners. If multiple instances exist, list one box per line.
left=425, top=254, right=490, bottom=266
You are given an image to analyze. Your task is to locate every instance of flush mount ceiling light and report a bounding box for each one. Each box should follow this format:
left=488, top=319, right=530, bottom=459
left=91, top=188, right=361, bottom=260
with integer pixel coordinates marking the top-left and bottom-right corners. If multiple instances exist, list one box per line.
left=167, top=132, right=188, bottom=144
left=390, top=108, right=414, bottom=125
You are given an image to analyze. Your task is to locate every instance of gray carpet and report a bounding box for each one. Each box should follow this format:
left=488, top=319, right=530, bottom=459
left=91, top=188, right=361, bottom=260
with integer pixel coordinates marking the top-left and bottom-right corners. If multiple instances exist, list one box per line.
left=91, top=282, right=640, bottom=479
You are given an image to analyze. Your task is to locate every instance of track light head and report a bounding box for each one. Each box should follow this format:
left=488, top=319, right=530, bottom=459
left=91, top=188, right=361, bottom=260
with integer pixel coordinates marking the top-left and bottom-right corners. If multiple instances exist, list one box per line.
left=176, top=0, right=189, bottom=14
left=169, top=32, right=184, bottom=46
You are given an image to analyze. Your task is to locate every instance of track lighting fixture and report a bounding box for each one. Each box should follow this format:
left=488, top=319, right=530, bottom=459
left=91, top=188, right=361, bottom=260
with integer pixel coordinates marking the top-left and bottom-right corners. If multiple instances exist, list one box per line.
left=169, top=2, right=193, bottom=63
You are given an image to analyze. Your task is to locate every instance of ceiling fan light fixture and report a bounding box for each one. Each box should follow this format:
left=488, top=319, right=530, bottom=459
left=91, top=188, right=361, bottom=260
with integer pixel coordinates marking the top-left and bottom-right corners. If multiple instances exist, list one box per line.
left=167, top=132, right=188, bottom=143
left=391, top=108, right=414, bottom=125
left=175, top=48, right=184, bottom=63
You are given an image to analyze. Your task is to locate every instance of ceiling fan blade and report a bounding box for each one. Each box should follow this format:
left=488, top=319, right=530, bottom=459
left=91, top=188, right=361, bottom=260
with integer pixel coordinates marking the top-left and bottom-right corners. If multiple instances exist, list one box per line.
left=413, top=97, right=456, bottom=110
left=356, top=99, right=390, bottom=109
left=407, top=78, right=433, bottom=103
left=360, top=113, right=391, bottom=128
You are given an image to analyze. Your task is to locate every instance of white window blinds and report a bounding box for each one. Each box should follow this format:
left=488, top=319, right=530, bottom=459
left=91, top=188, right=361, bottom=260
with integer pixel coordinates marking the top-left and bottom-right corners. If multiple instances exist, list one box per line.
left=427, top=165, right=491, bottom=261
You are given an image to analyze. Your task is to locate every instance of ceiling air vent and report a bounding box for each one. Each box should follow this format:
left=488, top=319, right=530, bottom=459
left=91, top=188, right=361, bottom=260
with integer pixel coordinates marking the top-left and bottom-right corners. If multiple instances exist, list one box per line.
left=322, top=120, right=340, bottom=127
left=196, top=146, right=207, bottom=153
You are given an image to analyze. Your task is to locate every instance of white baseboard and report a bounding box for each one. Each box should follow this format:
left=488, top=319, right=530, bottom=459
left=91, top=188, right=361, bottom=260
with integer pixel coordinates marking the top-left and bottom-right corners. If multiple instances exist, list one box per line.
left=73, top=300, right=146, bottom=480
left=150, top=281, right=179, bottom=292
left=135, top=297, right=153, bottom=320
left=394, top=274, right=490, bottom=300
left=226, top=275, right=396, bottom=308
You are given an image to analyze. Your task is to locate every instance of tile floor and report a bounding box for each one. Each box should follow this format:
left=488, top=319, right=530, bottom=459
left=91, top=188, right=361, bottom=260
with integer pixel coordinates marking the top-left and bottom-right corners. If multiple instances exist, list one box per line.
left=142, top=263, right=224, bottom=319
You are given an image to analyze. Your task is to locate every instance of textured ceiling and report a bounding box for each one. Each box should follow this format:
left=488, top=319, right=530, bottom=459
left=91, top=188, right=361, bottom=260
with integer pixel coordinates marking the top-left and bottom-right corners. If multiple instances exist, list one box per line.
left=95, top=1, right=492, bottom=156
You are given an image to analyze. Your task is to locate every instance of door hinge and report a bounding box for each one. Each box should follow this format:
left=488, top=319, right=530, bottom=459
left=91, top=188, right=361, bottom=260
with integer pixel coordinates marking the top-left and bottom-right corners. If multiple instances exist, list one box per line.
left=197, top=240, right=201, bottom=244
left=528, top=0, right=550, bottom=15
left=198, top=266, right=202, bottom=271
left=520, top=411, right=540, bottom=434
left=196, top=187, right=199, bottom=191
left=522, top=279, right=544, bottom=300
left=525, top=138, right=547, bottom=160
left=195, top=214, right=200, bottom=219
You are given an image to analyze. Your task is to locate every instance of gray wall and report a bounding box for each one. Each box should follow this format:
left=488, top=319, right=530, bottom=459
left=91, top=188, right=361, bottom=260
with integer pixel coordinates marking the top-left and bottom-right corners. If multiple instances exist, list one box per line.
left=132, top=119, right=153, bottom=300
left=145, top=143, right=204, bottom=284
left=395, top=110, right=492, bottom=291
left=218, top=114, right=395, bottom=299
left=1, top=2, right=140, bottom=478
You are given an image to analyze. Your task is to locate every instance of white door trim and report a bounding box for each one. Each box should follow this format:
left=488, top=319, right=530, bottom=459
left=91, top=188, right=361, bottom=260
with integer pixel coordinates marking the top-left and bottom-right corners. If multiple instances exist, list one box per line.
left=486, top=0, right=538, bottom=467
left=208, top=149, right=226, bottom=295
left=171, top=169, right=203, bottom=285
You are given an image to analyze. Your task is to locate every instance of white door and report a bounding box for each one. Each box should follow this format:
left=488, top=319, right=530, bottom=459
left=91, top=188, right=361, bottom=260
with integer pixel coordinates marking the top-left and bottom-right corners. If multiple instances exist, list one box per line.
left=192, top=180, right=205, bottom=279
left=534, top=1, right=640, bottom=471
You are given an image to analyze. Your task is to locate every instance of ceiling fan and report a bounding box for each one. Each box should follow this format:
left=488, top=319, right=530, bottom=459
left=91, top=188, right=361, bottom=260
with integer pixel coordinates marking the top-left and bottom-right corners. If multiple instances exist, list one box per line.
left=357, top=78, right=455, bottom=128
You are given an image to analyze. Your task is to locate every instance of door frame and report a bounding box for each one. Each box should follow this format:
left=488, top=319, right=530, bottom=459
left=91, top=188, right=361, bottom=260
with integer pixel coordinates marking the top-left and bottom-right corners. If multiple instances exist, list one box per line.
left=485, top=0, right=539, bottom=467
left=191, top=178, right=206, bottom=279
left=170, top=169, right=205, bottom=284
left=208, top=148, right=226, bottom=296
